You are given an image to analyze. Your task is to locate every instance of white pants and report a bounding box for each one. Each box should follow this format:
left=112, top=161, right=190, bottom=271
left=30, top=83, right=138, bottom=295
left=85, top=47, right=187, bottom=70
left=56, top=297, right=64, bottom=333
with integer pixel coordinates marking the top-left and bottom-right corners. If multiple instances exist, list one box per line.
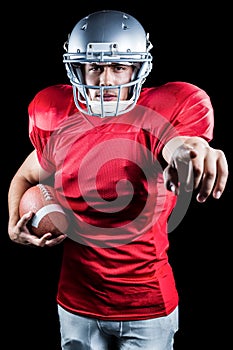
left=58, top=305, right=179, bottom=350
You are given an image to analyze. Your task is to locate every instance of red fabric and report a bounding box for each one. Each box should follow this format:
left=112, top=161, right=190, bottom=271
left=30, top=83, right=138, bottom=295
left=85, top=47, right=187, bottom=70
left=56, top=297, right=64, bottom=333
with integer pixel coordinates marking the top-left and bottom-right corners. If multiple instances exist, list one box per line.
left=28, top=81, right=214, bottom=320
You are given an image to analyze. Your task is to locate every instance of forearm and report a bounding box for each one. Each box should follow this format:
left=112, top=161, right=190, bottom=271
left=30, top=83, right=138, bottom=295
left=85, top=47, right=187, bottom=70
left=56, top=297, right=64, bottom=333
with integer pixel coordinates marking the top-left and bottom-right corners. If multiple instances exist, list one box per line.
left=8, top=173, right=35, bottom=229
left=8, top=150, right=49, bottom=229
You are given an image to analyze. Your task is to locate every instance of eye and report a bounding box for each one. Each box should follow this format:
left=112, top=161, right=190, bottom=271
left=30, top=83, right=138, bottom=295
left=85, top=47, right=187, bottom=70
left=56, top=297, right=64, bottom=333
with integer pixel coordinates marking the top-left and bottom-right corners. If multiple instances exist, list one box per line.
left=91, top=66, right=101, bottom=71
left=88, top=65, right=103, bottom=72
left=114, top=65, right=127, bottom=71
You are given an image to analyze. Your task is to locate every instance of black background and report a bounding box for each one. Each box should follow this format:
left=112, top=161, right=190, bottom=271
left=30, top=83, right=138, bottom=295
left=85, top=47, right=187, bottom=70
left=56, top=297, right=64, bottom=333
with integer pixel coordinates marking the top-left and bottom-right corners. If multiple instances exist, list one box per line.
left=2, top=1, right=232, bottom=349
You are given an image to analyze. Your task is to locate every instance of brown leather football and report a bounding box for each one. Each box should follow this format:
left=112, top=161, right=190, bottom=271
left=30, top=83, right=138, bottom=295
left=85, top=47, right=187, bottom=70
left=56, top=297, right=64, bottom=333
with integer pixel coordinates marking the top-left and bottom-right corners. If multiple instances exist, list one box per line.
left=19, top=184, right=68, bottom=237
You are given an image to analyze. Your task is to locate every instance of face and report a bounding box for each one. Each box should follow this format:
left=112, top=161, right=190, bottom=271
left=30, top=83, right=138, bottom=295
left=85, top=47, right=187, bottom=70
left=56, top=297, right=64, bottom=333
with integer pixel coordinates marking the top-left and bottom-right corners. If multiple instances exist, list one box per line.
left=84, top=63, right=134, bottom=102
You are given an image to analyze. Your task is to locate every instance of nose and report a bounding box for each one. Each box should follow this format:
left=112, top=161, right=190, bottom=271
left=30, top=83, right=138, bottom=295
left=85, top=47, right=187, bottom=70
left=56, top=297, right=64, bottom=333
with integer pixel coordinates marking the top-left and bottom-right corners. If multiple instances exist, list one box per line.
left=99, top=67, right=114, bottom=86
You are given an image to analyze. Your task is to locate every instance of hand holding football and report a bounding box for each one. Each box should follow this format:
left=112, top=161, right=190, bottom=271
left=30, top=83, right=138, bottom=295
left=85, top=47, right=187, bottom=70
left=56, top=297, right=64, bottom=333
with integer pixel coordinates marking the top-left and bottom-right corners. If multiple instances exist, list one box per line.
left=19, top=184, right=69, bottom=237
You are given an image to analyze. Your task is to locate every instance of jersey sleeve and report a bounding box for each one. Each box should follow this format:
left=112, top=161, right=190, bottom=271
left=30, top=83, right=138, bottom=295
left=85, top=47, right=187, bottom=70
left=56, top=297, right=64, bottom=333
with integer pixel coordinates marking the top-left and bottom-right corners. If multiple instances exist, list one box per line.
left=166, top=82, right=214, bottom=141
left=139, top=82, right=215, bottom=162
left=28, top=84, right=75, bottom=169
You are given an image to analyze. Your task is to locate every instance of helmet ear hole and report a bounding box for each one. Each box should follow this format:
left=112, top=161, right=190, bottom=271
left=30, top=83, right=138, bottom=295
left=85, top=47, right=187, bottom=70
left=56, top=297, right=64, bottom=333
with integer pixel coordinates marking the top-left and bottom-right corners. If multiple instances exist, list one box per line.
left=131, top=65, right=140, bottom=81
left=137, top=62, right=149, bottom=79
left=128, top=66, right=137, bottom=98
left=71, top=64, right=84, bottom=84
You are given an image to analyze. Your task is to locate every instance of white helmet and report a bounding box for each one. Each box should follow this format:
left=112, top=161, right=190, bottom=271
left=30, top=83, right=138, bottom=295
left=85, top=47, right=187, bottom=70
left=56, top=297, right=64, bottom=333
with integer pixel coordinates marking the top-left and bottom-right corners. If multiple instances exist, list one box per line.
left=63, top=10, right=153, bottom=118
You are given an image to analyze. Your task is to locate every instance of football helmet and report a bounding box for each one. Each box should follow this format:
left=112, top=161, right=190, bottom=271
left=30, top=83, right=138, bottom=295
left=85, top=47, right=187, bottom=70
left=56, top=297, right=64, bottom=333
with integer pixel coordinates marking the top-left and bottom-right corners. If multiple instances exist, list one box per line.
left=63, top=10, right=153, bottom=118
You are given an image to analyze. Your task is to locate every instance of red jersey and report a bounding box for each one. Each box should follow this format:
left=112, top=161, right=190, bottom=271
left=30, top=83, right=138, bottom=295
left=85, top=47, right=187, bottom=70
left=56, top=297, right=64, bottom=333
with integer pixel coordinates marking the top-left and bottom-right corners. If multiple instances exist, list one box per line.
left=28, top=82, right=213, bottom=320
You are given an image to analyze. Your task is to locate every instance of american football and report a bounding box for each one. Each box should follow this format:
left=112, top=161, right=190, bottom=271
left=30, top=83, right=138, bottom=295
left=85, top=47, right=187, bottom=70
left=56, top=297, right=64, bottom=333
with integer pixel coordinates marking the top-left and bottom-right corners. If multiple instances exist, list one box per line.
left=19, top=184, right=69, bottom=237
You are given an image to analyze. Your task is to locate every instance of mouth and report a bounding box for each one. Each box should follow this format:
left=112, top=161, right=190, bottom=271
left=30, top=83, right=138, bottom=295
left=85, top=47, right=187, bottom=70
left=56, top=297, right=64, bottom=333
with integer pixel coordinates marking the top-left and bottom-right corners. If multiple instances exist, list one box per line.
left=95, top=92, right=118, bottom=102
